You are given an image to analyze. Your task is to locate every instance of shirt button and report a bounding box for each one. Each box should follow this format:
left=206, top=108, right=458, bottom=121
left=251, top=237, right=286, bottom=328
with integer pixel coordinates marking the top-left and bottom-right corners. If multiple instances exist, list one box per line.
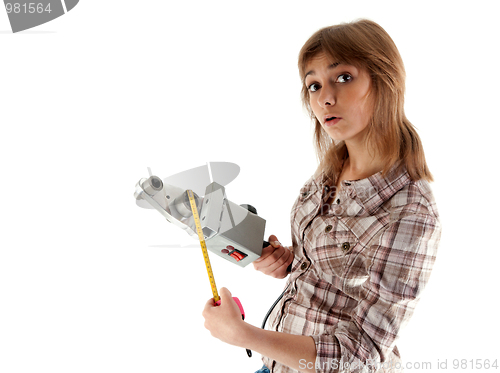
left=325, top=225, right=333, bottom=233
left=342, top=242, right=351, bottom=252
left=302, top=192, right=309, bottom=197
left=300, top=262, right=308, bottom=271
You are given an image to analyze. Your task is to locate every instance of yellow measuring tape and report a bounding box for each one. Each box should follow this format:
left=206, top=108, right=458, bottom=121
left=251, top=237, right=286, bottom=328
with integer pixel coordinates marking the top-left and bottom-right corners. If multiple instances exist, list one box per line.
left=187, top=189, right=220, bottom=303
left=187, top=189, right=252, bottom=357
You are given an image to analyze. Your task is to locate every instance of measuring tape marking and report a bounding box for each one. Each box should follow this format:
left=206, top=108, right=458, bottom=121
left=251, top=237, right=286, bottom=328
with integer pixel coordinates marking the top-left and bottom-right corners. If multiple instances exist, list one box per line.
left=187, top=190, right=220, bottom=303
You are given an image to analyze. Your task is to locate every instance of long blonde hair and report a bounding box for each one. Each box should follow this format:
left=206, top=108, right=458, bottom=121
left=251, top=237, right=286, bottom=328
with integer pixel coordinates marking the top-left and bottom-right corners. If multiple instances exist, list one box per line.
left=298, top=19, right=433, bottom=183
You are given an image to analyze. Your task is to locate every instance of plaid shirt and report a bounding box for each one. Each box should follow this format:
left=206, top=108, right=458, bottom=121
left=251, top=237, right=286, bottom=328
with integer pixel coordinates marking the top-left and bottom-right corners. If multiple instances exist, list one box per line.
left=262, top=165, right=441, bottom=373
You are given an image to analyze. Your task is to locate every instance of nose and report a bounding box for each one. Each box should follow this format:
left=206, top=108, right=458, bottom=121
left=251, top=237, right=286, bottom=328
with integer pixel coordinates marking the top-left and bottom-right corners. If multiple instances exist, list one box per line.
left=317, top=84, right=335, bottom=108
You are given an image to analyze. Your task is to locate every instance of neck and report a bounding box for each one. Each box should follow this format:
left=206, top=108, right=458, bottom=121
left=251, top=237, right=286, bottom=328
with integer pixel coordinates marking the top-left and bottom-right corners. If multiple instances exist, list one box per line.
left=343, top=142, right=384, bottom=180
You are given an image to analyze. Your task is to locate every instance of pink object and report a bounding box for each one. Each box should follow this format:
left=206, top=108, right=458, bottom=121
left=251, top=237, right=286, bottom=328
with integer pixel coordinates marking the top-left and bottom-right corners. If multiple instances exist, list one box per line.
left=232, top=297, right=245, bottom=319
left=214, top=297, right=245, bottom=320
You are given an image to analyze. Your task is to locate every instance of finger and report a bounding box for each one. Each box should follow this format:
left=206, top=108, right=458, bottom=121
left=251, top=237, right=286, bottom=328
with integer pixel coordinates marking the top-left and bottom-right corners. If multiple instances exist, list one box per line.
left=219, top=288, right=241, bottom=315
left=219, top=287, right=232, bottom=300
left=268, top=235, right=281, bottom=248
left=258, top=247, right=288, bottom=271
left=255, top=248, right=282, bottom=271
left=204, top=298, right=216, bottom=309
left=254, top=244, right=275, bottom=263
left=268, top=234, right=278, bottom=242
left=268, top=250, right=293, bottom=277
left=202, top=298, right=216, bottom=318
left=263, top=247, right=294, bottom=277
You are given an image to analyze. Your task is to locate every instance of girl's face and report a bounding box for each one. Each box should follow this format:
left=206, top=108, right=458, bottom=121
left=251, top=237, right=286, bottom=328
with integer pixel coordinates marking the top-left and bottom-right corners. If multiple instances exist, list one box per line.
left=304, top=53, right=374, bottom=145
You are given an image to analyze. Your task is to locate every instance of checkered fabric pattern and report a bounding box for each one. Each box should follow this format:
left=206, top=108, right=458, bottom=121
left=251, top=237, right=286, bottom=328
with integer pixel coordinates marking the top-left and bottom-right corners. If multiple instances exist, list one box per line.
left=262, top=165, right=441, bottom=373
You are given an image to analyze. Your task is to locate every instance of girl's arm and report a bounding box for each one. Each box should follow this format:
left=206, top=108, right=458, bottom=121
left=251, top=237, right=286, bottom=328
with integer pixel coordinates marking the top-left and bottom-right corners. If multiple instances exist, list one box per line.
left=239, top=323, right=317, bottom=373
left=202, top=287, right=316, bottom=373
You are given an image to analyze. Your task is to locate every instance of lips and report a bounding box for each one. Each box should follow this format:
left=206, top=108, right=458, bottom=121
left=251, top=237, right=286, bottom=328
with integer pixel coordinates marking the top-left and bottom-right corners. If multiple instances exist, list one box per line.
left=323, top=115, right=342, bottom=126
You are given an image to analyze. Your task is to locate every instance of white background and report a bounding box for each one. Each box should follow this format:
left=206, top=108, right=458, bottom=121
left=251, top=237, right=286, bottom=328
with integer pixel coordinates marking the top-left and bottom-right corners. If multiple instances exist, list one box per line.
left=1, top=1, right=499, bottom=372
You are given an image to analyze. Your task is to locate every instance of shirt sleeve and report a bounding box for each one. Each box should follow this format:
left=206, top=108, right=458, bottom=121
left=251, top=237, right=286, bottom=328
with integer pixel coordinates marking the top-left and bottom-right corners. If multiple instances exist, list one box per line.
left=310, top=212, right=441, bottom=372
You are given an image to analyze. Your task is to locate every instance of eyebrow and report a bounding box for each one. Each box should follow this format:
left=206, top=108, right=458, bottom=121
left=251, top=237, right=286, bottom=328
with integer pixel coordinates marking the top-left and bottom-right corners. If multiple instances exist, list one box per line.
left=304, top=62, right=340, bottom=79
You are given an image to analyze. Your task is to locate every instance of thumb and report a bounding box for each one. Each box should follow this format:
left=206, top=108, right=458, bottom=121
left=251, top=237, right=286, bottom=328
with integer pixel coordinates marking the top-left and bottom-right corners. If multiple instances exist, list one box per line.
left=220, top=287, right=232, bottom=299
left=268, top=235, right=281, bottom=248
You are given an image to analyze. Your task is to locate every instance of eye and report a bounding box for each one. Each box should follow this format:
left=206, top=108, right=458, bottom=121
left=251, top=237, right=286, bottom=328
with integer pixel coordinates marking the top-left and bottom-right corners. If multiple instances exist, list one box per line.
left=336, top=73, right=352, bottom=83
left=307, top=82, right=321, bottom=92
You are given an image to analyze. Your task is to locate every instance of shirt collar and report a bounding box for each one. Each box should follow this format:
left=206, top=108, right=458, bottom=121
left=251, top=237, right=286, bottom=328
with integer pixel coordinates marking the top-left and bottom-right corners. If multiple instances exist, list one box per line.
left=316, top=163, right=412, bottom=215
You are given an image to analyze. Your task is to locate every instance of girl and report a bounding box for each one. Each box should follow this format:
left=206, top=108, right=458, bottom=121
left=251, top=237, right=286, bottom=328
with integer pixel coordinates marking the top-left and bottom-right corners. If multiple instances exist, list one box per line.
left=202, top=19, right=441, bottom=373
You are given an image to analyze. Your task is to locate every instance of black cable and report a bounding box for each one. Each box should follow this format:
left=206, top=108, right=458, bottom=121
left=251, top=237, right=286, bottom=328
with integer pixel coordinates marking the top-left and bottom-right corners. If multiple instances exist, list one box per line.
left=260, top=283, right=290, bottom=330
left=260, top=240, right=292, bottom=329
left=244, top=241, right=292, bottom=358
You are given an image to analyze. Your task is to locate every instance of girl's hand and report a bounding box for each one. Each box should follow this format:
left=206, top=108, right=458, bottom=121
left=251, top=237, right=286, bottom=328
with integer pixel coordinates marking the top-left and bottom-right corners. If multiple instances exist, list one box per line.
left=253, top=235, right=294, bottom=278
left=202, top=287, right=247, bottom=346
